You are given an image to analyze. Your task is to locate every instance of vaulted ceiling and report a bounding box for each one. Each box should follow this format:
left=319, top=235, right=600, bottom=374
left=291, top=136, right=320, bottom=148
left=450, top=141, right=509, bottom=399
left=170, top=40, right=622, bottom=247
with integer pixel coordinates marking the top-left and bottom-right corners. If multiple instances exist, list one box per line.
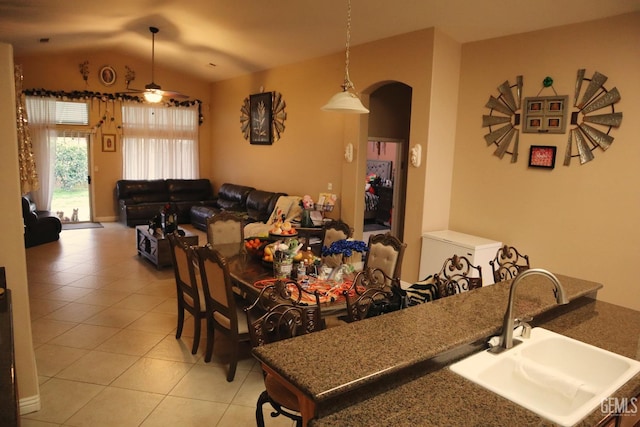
left=1, top=0, right=638, bottom=82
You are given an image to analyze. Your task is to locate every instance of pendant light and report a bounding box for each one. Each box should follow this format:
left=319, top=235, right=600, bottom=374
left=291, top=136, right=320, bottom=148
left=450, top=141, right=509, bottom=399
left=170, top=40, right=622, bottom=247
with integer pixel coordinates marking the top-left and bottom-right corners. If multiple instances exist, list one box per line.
left=321, top=0, right=369, bottom=114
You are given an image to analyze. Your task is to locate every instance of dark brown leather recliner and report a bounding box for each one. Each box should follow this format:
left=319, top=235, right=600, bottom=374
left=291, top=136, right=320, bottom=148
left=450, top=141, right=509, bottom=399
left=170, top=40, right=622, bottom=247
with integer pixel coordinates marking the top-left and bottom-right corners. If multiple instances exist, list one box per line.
left=21, top=196, right=62, bottom=248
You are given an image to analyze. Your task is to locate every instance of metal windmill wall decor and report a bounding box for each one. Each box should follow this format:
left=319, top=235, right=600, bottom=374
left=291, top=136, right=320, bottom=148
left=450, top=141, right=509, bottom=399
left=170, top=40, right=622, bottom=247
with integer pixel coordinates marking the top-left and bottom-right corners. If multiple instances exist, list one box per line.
left=482, top=76, right=523, bottom=163
left=564, top=69, right=623, bottom=165
left=482, top=70, right=622, bottom=167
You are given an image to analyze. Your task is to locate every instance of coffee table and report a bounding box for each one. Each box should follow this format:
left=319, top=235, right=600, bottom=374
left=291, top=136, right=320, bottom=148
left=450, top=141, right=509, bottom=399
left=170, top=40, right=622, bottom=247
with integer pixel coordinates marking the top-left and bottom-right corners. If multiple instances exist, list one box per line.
left=136, top=226, right=199, bottom=269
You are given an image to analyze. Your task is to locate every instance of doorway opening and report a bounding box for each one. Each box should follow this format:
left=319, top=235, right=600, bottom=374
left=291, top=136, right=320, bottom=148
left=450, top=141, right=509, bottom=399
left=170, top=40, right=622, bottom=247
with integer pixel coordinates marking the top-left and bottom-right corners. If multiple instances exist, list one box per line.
left=363, top=82, right=412, bottom=242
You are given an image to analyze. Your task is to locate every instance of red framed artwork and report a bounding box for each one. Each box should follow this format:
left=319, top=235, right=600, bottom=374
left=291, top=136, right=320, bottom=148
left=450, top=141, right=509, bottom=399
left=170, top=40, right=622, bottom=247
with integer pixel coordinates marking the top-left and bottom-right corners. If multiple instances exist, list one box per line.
left=528, top=145, right=556, bottom=169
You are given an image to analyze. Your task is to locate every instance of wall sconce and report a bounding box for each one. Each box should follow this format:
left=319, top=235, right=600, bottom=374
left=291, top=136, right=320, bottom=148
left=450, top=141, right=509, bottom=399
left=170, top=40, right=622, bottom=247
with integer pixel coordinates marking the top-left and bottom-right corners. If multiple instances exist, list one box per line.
left=344, top=143, right=354, bottom=163
left=410, top=144, right=422, bottom=167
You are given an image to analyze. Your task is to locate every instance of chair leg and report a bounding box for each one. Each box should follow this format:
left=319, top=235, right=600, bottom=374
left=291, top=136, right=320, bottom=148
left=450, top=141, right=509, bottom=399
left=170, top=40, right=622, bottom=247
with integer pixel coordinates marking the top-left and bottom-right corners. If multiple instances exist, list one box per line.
left=226, top=343, right=238, bottom=382
left=191, top=313, right=201, bottom=354
left=175, top=300, right=185, bottom=339
left=255, top=390, right=269, bottom=427
left=204, top=318, right=214, bottom=363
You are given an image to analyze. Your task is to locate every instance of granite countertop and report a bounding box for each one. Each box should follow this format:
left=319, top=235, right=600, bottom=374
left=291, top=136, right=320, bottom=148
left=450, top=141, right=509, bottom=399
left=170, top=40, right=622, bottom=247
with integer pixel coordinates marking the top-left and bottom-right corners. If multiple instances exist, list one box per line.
left=252, top=273, right=607, bottom=420
left=311, top=298, right=640, bottom=426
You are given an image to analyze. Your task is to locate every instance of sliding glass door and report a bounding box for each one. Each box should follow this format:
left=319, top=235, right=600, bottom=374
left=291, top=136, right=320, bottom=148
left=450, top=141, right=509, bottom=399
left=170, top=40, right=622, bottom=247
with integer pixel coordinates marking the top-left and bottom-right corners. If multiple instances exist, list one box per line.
left=50, top=132, right=92, bottom=223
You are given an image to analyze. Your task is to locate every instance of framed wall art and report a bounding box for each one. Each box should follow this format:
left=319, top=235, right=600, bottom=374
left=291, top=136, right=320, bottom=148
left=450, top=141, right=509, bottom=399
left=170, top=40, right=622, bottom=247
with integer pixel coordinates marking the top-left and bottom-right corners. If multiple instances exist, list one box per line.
left=102, top=134, right=116, bottom=152
left=523, top=95, right=568, bottom=134
left=528, top=145, right=556, bottom=169
left=99, top=65, right=117, bottom=86
left=249, top=92, right=273, bottom=145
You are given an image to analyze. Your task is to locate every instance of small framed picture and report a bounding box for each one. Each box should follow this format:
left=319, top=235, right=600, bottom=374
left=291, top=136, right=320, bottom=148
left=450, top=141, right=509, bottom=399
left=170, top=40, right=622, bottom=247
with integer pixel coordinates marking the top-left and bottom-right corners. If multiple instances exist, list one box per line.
left=102, top=134, right=116, bottom=152
left=528, top=145, right=556, bottom=169
left=249, top=92, right=273, bottom=145
left=99, top=65, right=117, bottom=86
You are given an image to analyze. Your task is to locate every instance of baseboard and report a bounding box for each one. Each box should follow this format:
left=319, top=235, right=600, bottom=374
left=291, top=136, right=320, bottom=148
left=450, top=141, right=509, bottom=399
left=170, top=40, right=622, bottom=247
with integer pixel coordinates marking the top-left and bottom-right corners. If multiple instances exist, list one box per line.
left=94, top=216, right=118, bottom=223
left=19, top=393, right=41, bottom=415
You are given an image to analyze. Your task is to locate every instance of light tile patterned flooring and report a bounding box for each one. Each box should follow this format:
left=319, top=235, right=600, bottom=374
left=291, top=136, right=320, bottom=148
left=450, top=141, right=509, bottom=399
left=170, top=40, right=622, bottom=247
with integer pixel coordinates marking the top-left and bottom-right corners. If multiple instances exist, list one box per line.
left=21, top=223, right=294, bottom=427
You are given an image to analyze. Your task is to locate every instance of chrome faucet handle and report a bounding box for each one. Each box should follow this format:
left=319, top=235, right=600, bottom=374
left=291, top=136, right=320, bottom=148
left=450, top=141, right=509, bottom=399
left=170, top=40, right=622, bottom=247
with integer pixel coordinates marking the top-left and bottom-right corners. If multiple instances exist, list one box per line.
left=514, top=316, right=533, bottom=339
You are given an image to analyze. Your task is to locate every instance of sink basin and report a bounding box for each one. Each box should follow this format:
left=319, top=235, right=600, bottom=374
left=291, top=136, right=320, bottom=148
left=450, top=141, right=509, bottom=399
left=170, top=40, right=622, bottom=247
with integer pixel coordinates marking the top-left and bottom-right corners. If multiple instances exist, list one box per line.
left=450, top=327, right=640, bottom=426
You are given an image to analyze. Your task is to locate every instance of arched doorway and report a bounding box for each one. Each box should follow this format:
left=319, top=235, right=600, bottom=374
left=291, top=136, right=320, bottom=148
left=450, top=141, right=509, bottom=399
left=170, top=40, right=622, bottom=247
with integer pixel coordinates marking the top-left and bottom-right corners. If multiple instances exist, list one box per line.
left=363, top=82, right=412, bottom=241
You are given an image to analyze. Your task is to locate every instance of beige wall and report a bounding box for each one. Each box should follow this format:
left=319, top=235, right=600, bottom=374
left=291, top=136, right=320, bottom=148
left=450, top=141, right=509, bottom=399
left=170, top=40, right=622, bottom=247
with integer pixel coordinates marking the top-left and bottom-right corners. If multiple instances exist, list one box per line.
left=451, top=13, right=640, bottom=310
left=15, top=50, right=212, bottom=221
left=209, top=28, right=441, bottom=282
left=0, top=43, right=39, bottom=413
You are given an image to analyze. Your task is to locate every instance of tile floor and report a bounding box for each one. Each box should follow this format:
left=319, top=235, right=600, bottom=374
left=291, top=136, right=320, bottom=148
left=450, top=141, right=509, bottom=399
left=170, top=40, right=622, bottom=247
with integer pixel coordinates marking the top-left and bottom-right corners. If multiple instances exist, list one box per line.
left=21, top=222, right=294, bottom=427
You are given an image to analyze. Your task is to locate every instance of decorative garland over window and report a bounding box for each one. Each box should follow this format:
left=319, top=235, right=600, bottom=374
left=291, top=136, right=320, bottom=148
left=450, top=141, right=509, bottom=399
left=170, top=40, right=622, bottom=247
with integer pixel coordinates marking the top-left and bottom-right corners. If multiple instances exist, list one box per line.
left=22, top=88, right=204, bottom=126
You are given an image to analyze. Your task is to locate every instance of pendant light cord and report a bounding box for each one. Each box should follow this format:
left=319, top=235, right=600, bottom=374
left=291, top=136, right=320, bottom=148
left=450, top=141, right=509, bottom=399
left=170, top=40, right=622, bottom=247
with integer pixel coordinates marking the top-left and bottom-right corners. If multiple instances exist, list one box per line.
left=342, top=0, right=355, bottom=91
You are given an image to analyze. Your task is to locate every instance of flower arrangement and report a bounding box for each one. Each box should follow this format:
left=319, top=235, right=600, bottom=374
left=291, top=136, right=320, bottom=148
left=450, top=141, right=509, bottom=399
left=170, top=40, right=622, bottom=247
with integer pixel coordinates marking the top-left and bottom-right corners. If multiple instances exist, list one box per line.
left=300, top=195, right=314, bottom=210
left=321, top=239, right=368, bottom=257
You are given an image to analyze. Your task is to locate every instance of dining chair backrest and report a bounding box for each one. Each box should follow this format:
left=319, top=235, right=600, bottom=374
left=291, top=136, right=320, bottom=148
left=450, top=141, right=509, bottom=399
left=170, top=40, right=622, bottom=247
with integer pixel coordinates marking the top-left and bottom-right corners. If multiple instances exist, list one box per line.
left=364, top=233, right=406, bottom=285
left=196, top=244, right=237, bottom=324
left=321, top=220, right=353, bottom=268
left=489, top=244, right=531, bottom=283
left=435, top=254, right=483, bottom=298
left=206, top=211, right=244, bottom=246
left=343, top=267, right=402, bottom=322
left=167, top=232, right=205, bottom=354
left=322, top=219, right=352, bottom=248
left=245, top=280, right=323, bottom=348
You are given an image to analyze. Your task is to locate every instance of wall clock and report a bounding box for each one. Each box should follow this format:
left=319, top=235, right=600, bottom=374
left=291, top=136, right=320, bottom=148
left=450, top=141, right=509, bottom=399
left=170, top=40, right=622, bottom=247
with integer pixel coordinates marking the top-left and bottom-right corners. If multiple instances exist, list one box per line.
left=482, top=76, right=523, bottom=163
left=564, top=69, right=623, bottom=165
left=240, top=91, right=287, bottom=144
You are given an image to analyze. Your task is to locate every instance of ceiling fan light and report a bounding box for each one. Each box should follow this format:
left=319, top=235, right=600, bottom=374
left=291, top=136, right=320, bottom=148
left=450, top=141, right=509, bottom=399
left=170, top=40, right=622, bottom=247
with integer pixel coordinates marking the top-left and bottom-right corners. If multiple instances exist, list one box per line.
left=143, top=90, right=163, bottom=103
left=321, top=90, right=369, bottom=114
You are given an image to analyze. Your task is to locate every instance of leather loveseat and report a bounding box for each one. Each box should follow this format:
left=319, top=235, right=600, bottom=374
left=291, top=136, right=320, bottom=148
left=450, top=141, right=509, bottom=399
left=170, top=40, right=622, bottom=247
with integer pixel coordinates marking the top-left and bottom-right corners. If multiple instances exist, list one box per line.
left=116, top=179, right=216, bottom=227
left=189, top=183, right=286, bottom=231
left=22, top=196, right=62, bottom=247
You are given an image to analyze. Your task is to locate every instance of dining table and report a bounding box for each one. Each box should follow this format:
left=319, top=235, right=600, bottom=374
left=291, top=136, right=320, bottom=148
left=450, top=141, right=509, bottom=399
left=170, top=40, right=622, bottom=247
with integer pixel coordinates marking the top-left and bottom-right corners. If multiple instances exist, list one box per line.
left=210, top=242, right=354, bottom=315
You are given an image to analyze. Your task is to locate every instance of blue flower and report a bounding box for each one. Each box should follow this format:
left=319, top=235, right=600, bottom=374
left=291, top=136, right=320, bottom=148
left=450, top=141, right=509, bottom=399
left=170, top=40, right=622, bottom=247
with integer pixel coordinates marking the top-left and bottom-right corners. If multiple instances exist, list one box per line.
left=321, top=239, right=368, bottom=257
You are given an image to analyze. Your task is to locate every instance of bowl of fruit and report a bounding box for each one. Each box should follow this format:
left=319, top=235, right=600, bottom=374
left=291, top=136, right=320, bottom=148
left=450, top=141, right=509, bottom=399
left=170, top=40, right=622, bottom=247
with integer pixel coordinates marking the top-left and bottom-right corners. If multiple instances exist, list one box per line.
left=244, top=237, right=269, bottom=260
left=269, top=220, right=298, bottom=238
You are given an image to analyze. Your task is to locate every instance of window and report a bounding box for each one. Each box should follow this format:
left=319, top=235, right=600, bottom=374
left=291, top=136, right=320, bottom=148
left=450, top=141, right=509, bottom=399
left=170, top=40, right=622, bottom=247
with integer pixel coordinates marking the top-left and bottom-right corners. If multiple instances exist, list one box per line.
left=55, top=101, right=89, bottom=125
left=121, top=102, right=199, bottom=179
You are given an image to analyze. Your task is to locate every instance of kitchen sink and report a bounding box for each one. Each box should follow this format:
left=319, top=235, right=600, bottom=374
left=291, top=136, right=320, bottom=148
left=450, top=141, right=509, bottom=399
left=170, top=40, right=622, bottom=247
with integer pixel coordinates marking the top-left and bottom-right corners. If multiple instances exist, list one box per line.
left=450, top=327, right=640, bottom=426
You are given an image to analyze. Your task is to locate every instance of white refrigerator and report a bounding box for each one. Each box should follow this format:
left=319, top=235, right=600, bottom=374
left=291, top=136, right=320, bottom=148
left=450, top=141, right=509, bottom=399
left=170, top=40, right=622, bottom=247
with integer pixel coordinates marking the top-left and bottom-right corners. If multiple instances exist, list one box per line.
left=419, top=230, right=502, bottom=285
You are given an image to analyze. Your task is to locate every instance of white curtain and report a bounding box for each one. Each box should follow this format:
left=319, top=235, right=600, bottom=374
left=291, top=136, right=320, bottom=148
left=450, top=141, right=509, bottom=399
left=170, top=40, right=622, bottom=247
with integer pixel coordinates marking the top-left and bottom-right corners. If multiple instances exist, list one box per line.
left=121, top=102, right=199, bottom=179
left=25, top=96, right=57, bottom=210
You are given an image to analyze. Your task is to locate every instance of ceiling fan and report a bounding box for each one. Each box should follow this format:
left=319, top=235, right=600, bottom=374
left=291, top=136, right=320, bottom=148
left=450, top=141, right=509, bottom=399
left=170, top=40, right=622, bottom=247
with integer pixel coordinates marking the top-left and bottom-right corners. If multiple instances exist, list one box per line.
left=126, top=26, right=189, bottom=103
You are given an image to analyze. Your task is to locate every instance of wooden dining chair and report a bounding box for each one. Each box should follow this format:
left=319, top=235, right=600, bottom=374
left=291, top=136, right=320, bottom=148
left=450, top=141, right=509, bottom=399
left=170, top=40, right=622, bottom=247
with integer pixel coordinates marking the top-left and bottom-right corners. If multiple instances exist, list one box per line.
left=342, top=267, right=403, bottom=322
left=489, top=244, right=531, bottom=283
left=364, top=232, right=406, bottom=286
left=195, top=245, right=251, bottom=382
left=206, top=211, right=244, bottom=246
left=435, top=254, right=483, bottom=298
left=245, top=279, right=324, bottom=427
left=167, top=232, right=205, bottom=355
left=322, top=219, right=353, bottom=248
left=320, top=219, right=353, bottom=267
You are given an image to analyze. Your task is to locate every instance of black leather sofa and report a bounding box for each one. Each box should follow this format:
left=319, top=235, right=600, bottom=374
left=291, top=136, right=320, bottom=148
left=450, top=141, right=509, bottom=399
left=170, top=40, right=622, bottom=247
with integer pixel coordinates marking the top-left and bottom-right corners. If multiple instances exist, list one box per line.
left=21, top=196, right=62, bottom=247
left=189, top=183, right=286, bottom=231
left=116, top=179, right=217, bottom=227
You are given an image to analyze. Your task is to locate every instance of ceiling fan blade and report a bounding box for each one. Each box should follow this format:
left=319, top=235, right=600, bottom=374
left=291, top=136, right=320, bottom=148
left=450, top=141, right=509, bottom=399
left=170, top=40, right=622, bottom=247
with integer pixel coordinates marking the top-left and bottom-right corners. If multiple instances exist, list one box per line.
left=156, top=89, right=189, bottom=100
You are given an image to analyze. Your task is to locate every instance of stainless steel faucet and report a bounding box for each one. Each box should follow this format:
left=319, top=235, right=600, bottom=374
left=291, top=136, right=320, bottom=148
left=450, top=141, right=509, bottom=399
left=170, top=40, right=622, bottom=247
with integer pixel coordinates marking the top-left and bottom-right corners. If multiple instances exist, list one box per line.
left=491, top=268, right=569, bottom=353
